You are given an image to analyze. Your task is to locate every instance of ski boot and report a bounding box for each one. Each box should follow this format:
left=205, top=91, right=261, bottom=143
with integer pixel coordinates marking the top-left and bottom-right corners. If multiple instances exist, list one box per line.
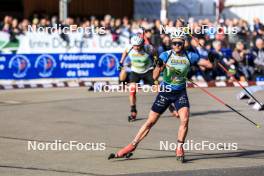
left=176, top=141, right=185, bottom=163
left=108, top=143, right=136, bottom=160
left=128, top=105, right=137, bottom=122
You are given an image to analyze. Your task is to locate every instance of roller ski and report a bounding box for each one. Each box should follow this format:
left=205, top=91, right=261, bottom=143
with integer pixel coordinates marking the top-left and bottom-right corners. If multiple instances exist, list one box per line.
left=176, top=145, right=185, bottom=163
left=108, top=144, right=136, bottom=160
left=128, top=106, right=137, bottom=122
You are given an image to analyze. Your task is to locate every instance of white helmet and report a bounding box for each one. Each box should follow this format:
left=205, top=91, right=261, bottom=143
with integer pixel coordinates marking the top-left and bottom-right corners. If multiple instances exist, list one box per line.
left=130, top=35, right=144, bottom=46
left=170, top=29, right=186, bottom=41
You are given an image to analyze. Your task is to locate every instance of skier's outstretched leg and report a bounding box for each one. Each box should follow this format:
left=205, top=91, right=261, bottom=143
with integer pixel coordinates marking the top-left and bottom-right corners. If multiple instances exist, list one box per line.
left=108, top=111, right=160, bottom=159
left=132, top=110, right=160, bottom=143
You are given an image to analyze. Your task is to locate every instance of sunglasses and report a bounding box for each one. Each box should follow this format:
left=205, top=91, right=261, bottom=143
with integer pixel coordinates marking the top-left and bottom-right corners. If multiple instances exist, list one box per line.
left=172, top=41, right=184, bottom=46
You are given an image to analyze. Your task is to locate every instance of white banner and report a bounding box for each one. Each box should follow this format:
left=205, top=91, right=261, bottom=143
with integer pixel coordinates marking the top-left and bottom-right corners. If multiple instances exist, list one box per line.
left=17, top=32, right=130, bottom=54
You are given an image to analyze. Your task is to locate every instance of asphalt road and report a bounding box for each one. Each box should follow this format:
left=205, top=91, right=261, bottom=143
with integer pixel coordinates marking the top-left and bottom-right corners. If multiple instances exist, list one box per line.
left=0, top=87, right=263, bottom=176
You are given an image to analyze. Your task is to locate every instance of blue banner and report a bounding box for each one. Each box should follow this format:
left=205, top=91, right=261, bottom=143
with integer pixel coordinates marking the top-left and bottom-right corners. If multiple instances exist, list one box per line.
left=0, top=53, right=121, bottom=79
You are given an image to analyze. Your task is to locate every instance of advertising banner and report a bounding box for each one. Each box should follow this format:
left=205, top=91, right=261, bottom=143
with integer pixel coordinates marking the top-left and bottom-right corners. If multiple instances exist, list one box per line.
left=0, top=53, right=121, bottom=80
left=16, top=32, right=129, bottom=54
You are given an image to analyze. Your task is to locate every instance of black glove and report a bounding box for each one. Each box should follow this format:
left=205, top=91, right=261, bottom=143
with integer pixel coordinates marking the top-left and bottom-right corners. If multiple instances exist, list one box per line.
left=155, top=57, right=164, bottom=67
left=118, top=62, right=123, bottom=70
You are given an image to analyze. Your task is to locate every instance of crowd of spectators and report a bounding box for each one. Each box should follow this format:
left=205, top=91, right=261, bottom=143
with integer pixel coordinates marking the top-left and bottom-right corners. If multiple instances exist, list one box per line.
left=0, top=14, right=264, bottom=81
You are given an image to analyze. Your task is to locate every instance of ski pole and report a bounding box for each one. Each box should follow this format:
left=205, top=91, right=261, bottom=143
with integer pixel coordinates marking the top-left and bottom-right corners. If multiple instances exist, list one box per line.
left=189, top=79, right=261, bottom=128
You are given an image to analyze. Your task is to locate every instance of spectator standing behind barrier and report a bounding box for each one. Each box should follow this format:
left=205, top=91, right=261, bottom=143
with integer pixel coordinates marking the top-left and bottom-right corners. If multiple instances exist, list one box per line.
left=10, top=18, right=21, bottom=42
left=237, top=19, right=250, bottom=48
left=157, top=34, right=170, bottom=55
left=232, top=41, right=253, bottom=81
left=252, top=38, right=264, bottom=75
left=152, top=19, right=162, bottom=47
left=213, top=40, right=237, bottom=81
left=227, top=19, right=240, bottom=49
left=196, top=38, right=214, bottom=82
left=215, top=19, right=227, bottom=46
left=0, top=16, right=12, bottom=33
left=102, top=14, right=112, bottom=34
left=252, top=17, right=264, bottom=42
left=111, top=18, right=122, bottom=43
left=120, top=17, right=131, bottom=38
left=143, top=29, right=153, bottom=45
left=204, top=22, right=216, bottom=45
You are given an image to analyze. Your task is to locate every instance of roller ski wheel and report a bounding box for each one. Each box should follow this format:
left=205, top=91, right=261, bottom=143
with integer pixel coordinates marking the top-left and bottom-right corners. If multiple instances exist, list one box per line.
left=108, top=144, right=136, bottom=160
left=128, top=106, right=137, bottom=122
left=108, top=152, right=133, bottom=160
left=128, top=112, right=137, bottom=122
left=176, top=156, right=185, bottom=163
left=108, top=153, right=116, bottom=160
left=125, top=152, right=133, bottom=158
left=128, top=115, right=136, bottom=122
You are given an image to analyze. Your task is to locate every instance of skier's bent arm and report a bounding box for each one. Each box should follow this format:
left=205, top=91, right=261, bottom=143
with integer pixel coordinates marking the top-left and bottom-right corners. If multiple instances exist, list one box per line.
left=120, top=50, right=128, bottom=64
left=153, top=65, right=164, bottom=80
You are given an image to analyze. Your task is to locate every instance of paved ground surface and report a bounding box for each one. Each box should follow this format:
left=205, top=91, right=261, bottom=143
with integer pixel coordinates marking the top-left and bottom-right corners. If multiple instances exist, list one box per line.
left=0, top=87, right=263, bottom=176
